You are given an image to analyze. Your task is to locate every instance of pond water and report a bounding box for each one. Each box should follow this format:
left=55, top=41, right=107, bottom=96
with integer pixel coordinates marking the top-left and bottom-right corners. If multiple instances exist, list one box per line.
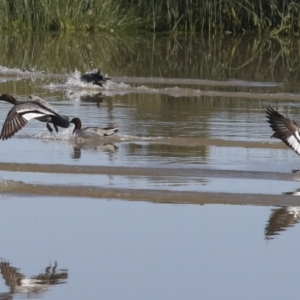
left=0, top=32, right=300, bottom=299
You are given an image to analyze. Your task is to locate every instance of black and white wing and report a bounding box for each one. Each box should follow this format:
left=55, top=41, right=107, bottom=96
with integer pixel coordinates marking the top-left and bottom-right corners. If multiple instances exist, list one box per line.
left=28, top=95, right=58, bottom=113
left=0, top=103, right=56, bottom=140
left=266, top=105, right=300, bottom=155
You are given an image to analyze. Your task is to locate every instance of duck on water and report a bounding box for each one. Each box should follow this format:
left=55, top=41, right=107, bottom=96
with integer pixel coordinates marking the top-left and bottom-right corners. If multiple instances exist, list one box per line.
left=0, top=94, right=69, bottom=140
left=80, top=69, right=110, bottom=87
left=70, top=117, right=118, bottom=137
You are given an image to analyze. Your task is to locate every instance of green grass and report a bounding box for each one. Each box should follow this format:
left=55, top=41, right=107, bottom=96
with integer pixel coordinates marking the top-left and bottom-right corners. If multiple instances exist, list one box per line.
left=0, top=0, right=143, bottom=31
left=0, top=0, right=299, bottom=35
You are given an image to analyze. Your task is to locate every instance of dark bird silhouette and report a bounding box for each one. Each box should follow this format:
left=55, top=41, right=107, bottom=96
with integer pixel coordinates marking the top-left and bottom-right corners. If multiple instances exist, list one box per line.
left=80, top=69, right=110, bottom=87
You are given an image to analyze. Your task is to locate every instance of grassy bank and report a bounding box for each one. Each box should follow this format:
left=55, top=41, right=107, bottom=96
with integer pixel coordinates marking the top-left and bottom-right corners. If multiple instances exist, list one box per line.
left=0, top=0, right=299, bottom=35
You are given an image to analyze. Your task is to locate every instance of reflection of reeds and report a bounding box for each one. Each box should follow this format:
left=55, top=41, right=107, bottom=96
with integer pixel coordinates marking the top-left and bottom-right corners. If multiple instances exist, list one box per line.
left=0, top=32, right=300, bottom=84
left=0, top=0, right=299, bottom=34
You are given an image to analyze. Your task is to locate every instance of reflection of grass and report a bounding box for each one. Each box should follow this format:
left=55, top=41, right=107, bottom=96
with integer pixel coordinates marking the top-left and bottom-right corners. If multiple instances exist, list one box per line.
left=0, top=32, right=300, bottom=84
left=0, top=0, right=299, bottom=34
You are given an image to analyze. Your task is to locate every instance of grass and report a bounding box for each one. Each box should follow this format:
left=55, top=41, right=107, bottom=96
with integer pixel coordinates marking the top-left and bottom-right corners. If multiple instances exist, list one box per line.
left=0, top=0, right=143, bottom=31
left=0, top=0, right=299, bottom=35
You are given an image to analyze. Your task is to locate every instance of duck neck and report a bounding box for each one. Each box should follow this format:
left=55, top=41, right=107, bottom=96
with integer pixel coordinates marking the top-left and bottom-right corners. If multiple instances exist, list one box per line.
left=72, top=118, right=82, bottom=133
left=0, top=94, right=19, bottom=105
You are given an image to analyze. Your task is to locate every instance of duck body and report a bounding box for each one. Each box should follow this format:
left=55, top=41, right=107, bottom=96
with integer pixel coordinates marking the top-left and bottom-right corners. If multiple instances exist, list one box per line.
left=0, top=94, right=69, bottom=140
left=28, top=95, right=69, bottom=132
left=70, top=117, right=118, bottom=137
left=266, top=105, right=300, bottom=155
left=80, top=69, right=110, bottom=87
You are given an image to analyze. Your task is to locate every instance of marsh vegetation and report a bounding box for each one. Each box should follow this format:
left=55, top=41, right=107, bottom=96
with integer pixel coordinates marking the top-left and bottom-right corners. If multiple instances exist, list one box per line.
left=0, top=0, right=299, bottom=35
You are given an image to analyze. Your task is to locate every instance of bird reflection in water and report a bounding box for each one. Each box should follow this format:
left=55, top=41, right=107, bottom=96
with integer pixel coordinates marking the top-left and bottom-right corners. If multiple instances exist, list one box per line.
left=80, top=92, right=106, bottom=107
left=72, top=142, right=118, bottom=159
left=0, top=261, right=68, bottom=298
left=264, top=206, right=300, bottom=240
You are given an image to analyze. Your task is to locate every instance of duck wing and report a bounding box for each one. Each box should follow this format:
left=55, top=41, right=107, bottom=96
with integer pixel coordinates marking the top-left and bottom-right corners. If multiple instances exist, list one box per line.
left=28, top=96, right=69, bottom=130
left=0, top=103, right=58, bottom=140
left=0, top=108, right=28, bottom=140
left=266, top=105, right=300, bottom=154
left=28, top=95, right=58, bottom=113
left=29, top=95, right=69, bottom=128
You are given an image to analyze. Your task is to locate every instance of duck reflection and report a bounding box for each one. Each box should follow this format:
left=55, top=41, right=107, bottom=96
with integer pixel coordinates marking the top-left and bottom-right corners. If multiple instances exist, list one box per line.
left=72, top=142, right=118, bottom=159
left=264, top=206, right=300, bottom=240
left=66, top=90, right=109, bottom=108
left=0, top=260, right=68, bottom=297
left=80, top=92, right=106, bottom=107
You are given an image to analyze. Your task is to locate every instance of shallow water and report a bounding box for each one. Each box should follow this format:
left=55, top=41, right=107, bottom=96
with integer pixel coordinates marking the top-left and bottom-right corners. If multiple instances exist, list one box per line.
left=0, top=32, right=300, bottom=299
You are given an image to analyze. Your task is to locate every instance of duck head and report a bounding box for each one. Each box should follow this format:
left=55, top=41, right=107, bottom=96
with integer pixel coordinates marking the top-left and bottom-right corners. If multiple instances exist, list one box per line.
left=70, top=117, right=82, bottom=133
left=0, top=94, right=18, bottom=105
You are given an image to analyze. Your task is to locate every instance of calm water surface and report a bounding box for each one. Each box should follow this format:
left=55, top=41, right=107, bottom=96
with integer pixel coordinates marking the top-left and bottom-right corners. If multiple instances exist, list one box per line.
left=0, top=32, right=300, bottom=299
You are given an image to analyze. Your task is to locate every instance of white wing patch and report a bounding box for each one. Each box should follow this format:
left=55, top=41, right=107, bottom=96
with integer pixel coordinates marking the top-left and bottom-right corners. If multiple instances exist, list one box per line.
left=22, top=112, right=47, bottom=121
left=295, top=130, right=300, bottom=141
left=287, top=134, right=300, bottom=155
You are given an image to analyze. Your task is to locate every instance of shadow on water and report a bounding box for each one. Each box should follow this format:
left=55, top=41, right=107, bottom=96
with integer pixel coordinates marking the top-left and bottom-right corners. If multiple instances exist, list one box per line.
left=265, top=187, right=300, bottom=240
left=264, top=206, right=300, bottom=241
left=71, top=142, right=118, bottom=159
left=0, top=260, right=67, bottom=298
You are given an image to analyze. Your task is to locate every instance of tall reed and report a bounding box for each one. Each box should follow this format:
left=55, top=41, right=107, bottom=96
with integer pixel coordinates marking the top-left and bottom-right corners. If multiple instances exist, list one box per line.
left=0, top=0, right=298, bottom=34
left=0, top=0, right=142, bottom=31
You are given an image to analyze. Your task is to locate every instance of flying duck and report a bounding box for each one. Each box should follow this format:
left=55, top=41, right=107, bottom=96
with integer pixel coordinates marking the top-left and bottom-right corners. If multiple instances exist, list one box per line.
left=70, top=117, right=118, bottom=137
left=0, top=94, right=69, bottom=140
left=80, top=69, right=110, bottom=87
left=266, top=105, right=300, bottom=155
left=28, top=95, right=70, bottom=132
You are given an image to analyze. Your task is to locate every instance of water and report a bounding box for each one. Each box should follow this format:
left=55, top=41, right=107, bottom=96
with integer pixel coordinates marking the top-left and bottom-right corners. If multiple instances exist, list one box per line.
left=0, top=32, right=300, bottom=299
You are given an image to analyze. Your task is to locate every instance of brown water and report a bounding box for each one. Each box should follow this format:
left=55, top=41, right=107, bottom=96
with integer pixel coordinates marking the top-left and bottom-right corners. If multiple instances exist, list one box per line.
left=0, top=32, right=300, bottom=299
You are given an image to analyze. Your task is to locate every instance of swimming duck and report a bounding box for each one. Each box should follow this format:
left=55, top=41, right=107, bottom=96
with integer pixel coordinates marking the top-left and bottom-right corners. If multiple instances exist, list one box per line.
left=0, top=94, right=69, bottom=140
left=266, top=105, right=300, bottom=155
left=80, top=69, right=110, bottom=87
left=70, top=117, right=118, bottom=137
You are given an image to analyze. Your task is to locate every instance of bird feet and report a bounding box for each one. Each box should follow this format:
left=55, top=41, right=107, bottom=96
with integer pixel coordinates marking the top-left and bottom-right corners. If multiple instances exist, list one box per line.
left=46, top=123, right=53, bottom=134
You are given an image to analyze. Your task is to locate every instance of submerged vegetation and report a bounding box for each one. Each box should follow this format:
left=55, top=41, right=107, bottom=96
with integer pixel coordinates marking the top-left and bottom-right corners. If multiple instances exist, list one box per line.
left=0, top=0, right=299, bottom=35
